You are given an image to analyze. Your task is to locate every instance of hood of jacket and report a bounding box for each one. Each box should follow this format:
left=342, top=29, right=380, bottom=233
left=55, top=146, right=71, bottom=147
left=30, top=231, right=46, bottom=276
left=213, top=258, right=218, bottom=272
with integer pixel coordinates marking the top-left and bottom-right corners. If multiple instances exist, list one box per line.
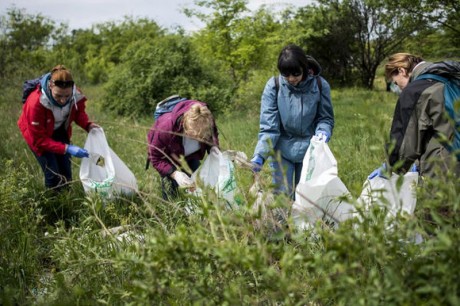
left=417, top=60, right=460, bottom=79
left=305, top=55, right=322, bottom=76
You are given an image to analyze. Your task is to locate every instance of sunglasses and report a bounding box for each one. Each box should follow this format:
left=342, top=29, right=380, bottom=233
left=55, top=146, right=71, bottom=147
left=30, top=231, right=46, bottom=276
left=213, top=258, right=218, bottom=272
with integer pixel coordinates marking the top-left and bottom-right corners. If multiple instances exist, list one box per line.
left=52, top=79, right=74, bottom=88
left=281, top=71, right=302, bottom=78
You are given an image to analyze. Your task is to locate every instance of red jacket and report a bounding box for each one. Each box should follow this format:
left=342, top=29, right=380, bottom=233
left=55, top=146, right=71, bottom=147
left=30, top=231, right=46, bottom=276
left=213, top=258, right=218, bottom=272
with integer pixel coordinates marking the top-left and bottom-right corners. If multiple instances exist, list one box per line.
left=17, top=86, right=92, bottom=156
left=147, top=100, right=219, bottom=177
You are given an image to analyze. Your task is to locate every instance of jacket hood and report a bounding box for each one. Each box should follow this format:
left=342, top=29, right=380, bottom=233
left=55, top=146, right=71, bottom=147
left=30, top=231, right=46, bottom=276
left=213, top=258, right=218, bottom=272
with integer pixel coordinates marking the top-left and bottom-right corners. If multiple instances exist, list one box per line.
left=418, top=61, right=460, bottom=79
left=281, top=73, right=319, bottom=92
left=306, top=55, right=322, bottom=76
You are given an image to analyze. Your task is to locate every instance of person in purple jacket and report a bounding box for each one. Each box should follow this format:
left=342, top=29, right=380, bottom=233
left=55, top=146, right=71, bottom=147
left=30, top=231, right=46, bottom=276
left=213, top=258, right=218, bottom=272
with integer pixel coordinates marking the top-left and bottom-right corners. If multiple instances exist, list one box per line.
left=147, top=99, right=219, bottom=199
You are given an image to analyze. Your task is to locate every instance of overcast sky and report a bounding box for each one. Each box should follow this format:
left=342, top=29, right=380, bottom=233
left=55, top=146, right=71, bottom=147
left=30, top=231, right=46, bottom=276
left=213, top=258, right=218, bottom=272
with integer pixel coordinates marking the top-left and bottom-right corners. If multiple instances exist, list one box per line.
left=1, top=0, right=311, bottom=32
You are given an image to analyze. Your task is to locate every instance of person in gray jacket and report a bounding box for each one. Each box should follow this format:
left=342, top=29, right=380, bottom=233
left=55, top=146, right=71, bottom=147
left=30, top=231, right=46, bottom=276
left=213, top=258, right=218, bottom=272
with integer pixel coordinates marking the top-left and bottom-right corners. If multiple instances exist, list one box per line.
left=369, top=53, right=460, bottom=179
left=251, top=44, right=334, bottom=198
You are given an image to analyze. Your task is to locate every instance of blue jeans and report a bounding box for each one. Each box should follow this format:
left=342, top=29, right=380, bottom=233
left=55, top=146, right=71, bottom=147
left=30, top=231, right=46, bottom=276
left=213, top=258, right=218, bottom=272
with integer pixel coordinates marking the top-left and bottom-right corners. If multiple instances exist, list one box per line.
left=34, top=150, right=72, bottom=190
left=33, top=124, right=71, bottom=191
left=269, top=156, right=303, bottom=199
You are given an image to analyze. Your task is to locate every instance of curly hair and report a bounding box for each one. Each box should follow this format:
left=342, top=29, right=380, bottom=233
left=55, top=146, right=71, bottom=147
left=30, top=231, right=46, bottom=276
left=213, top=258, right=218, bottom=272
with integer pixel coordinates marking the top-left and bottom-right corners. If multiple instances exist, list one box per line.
left=182, top=103, right=214, bottom=142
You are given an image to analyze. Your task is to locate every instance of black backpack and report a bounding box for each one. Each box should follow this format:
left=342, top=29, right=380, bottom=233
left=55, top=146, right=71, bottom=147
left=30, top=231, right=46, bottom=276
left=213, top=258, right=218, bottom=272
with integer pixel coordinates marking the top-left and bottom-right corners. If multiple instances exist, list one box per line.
left=22, top=74, right=46, bottom=103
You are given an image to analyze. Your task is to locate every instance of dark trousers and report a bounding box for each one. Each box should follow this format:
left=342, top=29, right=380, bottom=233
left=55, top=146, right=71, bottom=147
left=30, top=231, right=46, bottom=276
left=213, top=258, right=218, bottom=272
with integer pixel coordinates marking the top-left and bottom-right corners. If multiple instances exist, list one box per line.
left=33, top=125, right=71, bottom=191
left=161, top=159, right=200, bottom=200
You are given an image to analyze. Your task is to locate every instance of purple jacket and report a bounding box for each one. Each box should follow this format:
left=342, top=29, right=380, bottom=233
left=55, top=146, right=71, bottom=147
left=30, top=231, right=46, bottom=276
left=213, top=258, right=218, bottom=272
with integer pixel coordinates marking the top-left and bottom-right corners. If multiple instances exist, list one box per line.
left=147, top=100, right=219, bottom=177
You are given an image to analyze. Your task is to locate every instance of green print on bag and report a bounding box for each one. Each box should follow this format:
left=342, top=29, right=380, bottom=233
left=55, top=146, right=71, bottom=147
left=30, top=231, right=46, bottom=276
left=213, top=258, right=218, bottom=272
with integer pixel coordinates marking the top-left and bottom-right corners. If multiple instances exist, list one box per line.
left=90, top=177, right=114, bottom=198
left=305, top=142, right=316, bottom=182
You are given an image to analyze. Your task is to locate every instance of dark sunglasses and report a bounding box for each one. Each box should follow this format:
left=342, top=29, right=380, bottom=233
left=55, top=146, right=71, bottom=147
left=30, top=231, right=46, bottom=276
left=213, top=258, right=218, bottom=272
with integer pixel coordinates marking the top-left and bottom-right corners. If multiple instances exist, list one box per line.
left=281, top=71, right=302, bottom=78
left=52, top=79, right=74, bottom=88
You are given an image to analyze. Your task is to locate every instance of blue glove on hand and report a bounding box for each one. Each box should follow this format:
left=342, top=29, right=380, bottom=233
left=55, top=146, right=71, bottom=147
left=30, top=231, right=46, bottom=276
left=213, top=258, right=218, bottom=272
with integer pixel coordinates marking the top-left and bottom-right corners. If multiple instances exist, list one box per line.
left=66, top=144, right=89, bottom=158
left=368, top=163, right=387, bottom=180
left=315, top=130, right=330, bottom=142
left=251, top=154, right=264, bottom=173
left=410, top=163, right=419, bottom=172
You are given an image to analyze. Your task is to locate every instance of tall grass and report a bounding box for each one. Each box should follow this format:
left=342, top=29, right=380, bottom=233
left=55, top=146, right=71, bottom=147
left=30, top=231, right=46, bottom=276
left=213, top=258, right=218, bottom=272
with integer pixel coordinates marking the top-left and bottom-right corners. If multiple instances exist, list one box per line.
left=1, top=84, right=459, bottom=305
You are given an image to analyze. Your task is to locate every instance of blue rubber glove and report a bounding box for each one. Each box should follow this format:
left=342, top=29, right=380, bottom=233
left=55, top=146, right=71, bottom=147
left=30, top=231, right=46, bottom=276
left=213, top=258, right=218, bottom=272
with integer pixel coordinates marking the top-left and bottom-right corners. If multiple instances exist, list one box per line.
left=66, top=144, right=89, bottom=158
left=368, top=163, right=387, bottom=180
left=410, top=163, right=419, bottom=172
left=251, top=154, right=264, bottom=173
left=315, top=130, right=330, bottom=142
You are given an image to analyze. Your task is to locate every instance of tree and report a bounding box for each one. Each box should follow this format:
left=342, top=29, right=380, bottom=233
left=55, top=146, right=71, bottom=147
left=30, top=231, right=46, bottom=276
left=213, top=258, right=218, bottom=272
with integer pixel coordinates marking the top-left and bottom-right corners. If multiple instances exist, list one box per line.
left=51, top=17, right=164, bottom=84
left=395, top=0, right=460, bottom=57
left=103, top=33, right=229, bottom=117
left=290, top=0, right=429, bottom=88
left=0, top=7, right=64, bottom=80
left=185, top=0, right=284, bottom=109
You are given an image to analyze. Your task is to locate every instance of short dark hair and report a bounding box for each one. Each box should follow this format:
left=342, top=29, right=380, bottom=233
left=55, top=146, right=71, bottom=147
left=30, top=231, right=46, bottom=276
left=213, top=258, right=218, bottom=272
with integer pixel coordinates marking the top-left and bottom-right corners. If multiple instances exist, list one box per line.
left=277, top=44, right=309, bottom=80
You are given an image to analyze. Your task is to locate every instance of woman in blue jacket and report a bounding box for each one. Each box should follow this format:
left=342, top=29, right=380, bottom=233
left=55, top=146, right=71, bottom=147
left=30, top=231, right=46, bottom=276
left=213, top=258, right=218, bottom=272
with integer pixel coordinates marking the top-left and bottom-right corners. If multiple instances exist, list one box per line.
left=251, top=44, right=334, bottom=197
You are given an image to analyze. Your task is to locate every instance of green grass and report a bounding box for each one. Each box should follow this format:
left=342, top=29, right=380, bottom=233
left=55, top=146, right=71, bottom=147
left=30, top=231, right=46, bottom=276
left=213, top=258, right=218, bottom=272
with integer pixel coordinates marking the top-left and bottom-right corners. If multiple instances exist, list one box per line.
left=1, top=84, right=459, bottom=305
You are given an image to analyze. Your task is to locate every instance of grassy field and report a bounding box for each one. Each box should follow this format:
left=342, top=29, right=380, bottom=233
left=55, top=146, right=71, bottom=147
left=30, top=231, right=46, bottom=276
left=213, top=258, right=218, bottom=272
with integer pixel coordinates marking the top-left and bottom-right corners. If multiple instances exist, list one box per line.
left=1, top=82, right=459, bottom=305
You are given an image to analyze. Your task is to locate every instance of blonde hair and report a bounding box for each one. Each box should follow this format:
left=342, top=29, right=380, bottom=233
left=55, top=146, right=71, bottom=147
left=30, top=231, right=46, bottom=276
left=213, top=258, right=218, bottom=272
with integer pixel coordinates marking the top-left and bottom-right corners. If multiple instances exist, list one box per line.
left=50, top=64, right=73, bottom=82
left=385, top=53, right=424, bottom=81
left=183, top=103, right=214, bottom=141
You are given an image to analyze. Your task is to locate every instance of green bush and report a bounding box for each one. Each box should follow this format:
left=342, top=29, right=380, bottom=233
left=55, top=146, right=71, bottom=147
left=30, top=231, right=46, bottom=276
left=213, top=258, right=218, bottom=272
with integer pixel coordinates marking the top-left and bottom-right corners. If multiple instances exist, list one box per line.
left=102, top=34, right=232, bottom=117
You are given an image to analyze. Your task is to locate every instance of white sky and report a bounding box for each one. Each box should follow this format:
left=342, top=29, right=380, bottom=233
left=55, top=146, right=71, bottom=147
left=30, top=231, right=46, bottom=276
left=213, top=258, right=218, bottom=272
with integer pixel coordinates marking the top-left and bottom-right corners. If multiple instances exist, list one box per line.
left=0, top=0, right=312, bottom=32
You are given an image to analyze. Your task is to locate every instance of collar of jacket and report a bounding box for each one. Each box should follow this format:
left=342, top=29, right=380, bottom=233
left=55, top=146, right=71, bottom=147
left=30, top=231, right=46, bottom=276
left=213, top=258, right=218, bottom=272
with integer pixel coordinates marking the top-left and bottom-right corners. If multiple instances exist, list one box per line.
left=281, top=74, right=318, bottom=92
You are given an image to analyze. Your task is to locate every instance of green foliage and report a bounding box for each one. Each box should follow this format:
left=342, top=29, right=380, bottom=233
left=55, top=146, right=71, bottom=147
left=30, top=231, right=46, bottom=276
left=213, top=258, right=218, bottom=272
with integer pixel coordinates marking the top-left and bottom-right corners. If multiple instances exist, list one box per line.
left=299, top=0, right=430, bottom=88
left=187, top=0, right=284, bottom=107
left=0, top=160, right=46, bottom=304
left=2, top=81, right=460, bottom=304
left=1, top=3, right=459, bottom=304
left=102, top=33, right=230, bottom=117
left=0, top=7, right=66, bottom=85
left=50, top=17, right=165, bottom=84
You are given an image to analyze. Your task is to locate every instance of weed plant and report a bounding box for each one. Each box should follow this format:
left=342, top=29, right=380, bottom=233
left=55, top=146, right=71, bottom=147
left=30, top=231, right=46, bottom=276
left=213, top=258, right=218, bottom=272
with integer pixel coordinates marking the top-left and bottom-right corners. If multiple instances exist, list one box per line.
left=1, top=84, right=459, bottom=305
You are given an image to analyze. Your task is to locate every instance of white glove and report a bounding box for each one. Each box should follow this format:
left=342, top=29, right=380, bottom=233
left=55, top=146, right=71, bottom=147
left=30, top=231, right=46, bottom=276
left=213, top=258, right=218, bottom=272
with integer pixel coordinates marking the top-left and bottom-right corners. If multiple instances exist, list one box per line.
left=170, top=171, right=194, bottom=187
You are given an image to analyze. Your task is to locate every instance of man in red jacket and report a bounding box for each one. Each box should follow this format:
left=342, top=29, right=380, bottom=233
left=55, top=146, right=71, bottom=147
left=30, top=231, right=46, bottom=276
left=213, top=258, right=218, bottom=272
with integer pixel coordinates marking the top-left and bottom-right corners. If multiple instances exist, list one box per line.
left=18, top=65, right=100, bottom=191
left=147, top=99, right=219, bottom=200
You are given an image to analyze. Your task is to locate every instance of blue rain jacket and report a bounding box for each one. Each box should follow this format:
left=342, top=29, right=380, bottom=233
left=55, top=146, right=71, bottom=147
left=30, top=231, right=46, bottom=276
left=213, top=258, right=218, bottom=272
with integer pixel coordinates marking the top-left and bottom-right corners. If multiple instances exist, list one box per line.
left=253, top=74, right=334, bottom=163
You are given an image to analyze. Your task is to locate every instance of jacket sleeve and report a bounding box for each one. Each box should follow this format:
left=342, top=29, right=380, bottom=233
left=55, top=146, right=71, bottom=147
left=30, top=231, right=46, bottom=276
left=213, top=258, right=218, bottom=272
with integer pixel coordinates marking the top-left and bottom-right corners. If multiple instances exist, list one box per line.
left=253, top=77, right=280, bottom=160
left=72, top=91, right=92, bottom=131
left=26, top=97, right=67, bottom=154
left=148, top=121, right=178, bottom=177
left=389, top=80, right=439, bottom=172
left=314, top=77, right=334, bottom=136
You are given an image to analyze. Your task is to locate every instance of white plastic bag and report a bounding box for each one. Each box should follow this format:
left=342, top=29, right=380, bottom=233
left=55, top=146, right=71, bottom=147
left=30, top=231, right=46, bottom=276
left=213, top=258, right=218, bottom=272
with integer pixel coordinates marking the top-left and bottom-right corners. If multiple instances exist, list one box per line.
left=80, top=128, right=138, bottom=197
left=292, top=137, right=355, bottom=229
left=358, top=172, right=418, bottom=217
left=192, top=147, right=239, bottom=207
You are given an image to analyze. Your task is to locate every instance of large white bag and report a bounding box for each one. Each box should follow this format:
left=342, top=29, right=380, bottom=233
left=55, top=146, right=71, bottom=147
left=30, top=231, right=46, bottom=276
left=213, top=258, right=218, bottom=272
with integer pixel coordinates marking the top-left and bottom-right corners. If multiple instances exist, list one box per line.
left=80, top=128, right=138, bottom=198
left=358, top=172, right=418, bottom=217
left=192, top=147, right=239, bottom=207
left=292, top=137, right=355, bottom=229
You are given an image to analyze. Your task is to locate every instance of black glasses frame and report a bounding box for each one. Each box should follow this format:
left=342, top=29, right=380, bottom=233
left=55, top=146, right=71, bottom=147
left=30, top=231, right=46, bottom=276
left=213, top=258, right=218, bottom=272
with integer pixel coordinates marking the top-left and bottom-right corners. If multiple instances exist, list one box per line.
left=52, top=79, right=74, bottom=88
left=281, top=71, right=303, bottom=78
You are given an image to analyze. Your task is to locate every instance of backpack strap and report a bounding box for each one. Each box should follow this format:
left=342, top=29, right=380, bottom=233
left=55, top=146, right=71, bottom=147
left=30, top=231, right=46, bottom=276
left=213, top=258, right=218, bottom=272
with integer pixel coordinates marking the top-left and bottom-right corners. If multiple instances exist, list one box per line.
left=416, top=73, right=460, bottom=160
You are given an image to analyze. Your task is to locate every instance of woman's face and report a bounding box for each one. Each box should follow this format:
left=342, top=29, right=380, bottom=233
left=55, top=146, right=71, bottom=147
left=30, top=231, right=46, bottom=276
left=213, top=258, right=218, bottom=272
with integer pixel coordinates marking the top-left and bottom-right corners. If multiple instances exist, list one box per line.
left=49, top=80, right=73, bottom=105
left=281, top=71, right=303, bottom=86
left=391, top=68, right=410, bottom=90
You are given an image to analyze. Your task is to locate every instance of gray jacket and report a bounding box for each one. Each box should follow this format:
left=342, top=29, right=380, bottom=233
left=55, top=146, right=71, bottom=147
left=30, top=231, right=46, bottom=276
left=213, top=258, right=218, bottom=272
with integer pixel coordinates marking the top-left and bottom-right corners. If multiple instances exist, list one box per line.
left=389, top=62, right=459, bottom=176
